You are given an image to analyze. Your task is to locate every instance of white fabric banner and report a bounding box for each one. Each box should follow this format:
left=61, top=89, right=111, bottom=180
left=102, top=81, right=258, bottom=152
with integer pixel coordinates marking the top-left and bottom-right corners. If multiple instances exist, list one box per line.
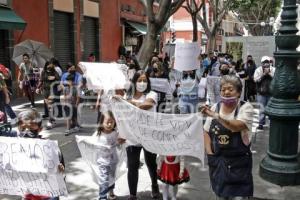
left=0, top=137, right=68, bottom=197
left=111, top=99, right=205, bottom=165
left=78, top=62, right=129, bottom=91
left=174, top=42, right=201, bottom=72
left=75, top=136, right=127, bottom=185
left=150, top=78, right=172, bottom=94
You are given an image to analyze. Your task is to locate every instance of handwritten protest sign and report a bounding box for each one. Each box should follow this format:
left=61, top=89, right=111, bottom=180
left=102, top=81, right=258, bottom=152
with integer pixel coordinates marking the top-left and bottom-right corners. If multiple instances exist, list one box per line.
left=76, top=136, right=127, bottom=185
left=111, top=99, right=205, bottom=165
left=150, top=78, right=172, bottom=94
left=78, top=62, right=129, bottom=91
left=174, top=42, right=201, bottom=72
left=0, top=137, right=67, bottom=197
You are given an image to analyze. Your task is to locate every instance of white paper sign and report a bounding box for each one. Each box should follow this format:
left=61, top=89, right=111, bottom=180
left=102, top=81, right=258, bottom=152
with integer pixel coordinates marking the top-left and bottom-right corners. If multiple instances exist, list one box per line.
left=76, top=136, right=127, bottom=185
left=150, top=78, right=172, bottom=94
left=174, top=42, right=201, bottom=72
left=79, top=62, right=129, bottom=91
left=111, top=99, right=205, bottom=165
left=0, top=137, right=68, bottom=197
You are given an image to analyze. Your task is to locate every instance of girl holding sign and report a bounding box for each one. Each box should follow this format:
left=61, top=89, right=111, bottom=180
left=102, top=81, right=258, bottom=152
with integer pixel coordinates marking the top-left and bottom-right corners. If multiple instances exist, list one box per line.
left=201, top=75, right=254, bottom=200
left=125, top=70, right=160, bottom=200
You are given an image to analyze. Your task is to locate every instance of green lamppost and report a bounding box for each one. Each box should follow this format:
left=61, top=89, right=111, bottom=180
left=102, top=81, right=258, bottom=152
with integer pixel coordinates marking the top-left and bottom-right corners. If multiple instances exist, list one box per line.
left=260, top=0, right=300, bottom=185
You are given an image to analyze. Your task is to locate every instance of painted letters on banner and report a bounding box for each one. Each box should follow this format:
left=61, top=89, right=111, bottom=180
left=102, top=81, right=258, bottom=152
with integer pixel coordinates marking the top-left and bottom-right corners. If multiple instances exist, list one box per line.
left=111, top=99, right=205, bottom=165
left=174, top=42, right=201, bottom=72
left=0, top=137, right=68, bottom=197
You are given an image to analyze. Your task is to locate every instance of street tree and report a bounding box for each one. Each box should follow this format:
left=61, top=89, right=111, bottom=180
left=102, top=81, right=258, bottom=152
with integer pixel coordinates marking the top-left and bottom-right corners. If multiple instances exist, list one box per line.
left=138, top=0, right=185, bottom=68
left=182, top=0, right=204, bottom=42
left=232, top=0, right=281, bottom=36
left=196, top=0, right=236, bottom=52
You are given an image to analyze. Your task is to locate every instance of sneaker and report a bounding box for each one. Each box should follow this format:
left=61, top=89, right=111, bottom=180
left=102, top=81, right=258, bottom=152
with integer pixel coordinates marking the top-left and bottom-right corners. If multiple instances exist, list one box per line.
left=108, top=190, right=117, bottom=200
left=127, top=195, right=137, bottom=200
left=73, top=126, right=80, bottom=132
left=151, top=184, right=160, bottom=199
left=10, top=118, right=18, bottom=125
left=46, top=122, right=53, bottom=130
left=65, top=129, right=75, bottom=136
left=257, top=125, right=264, bottom=130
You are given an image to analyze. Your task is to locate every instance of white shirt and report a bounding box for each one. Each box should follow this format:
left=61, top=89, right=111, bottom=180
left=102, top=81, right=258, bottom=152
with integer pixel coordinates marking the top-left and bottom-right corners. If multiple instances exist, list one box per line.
left=92, top=130, right=119, bottom=165
left=254, top=66, right=275, bottom=82
left=55, top=66, right=62, bottom=77
left=203, top=102, right=254, bottom=145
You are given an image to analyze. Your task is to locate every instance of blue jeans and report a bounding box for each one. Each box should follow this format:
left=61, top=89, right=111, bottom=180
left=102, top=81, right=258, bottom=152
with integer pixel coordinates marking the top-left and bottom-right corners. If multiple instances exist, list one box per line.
left=98, top=163, right=117, bottom=200
left=4, top=104, right=16, bottom=119
left=257, top=95, right=270, bottom=126
left=179, top=95, right=199, bottom=114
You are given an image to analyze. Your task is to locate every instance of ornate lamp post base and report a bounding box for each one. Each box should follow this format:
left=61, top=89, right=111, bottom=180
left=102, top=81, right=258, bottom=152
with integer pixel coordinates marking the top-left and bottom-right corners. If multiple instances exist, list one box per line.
left=260, top=155, right=300, bottom=186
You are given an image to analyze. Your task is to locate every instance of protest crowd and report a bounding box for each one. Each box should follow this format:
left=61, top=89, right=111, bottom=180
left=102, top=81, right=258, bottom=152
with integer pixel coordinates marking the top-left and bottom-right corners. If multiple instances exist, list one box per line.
left=0, top=45, right=278, bottom=200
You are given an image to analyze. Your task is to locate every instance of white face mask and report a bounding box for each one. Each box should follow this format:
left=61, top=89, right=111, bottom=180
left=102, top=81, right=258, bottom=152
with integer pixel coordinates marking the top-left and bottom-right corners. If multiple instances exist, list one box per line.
left=136, top=82, right=148, bottom=93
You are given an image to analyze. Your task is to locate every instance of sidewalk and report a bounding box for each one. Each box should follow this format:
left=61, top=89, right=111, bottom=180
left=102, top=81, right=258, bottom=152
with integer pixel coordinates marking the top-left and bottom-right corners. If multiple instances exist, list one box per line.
left=1, top=99, right=300, bottom=200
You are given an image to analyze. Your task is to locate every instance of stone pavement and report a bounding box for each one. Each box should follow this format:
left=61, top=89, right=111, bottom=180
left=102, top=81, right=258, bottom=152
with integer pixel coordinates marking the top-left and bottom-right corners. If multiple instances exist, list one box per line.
left=1, top=98, right=300, bottom=200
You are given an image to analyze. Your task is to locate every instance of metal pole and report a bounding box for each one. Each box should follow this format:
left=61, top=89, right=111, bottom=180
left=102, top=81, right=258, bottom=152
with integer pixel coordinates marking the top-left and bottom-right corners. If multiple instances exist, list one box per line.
left=259, top=0, right=300, bottom=186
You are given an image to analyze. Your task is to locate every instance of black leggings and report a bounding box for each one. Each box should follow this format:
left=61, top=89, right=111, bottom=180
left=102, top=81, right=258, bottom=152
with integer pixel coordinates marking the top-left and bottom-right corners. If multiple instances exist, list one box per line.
left=126, top=145, right=158, bottom=196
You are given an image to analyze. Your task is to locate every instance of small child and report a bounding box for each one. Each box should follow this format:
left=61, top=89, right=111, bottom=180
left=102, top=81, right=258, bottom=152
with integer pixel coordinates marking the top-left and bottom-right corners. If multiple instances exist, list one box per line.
left=17, top=109, right=65, bottom=200
left=94, top=110, right=120, bottom=200
left=63, top=74, right=80, bottom=136
left=157, top=155, right=190, bottom=200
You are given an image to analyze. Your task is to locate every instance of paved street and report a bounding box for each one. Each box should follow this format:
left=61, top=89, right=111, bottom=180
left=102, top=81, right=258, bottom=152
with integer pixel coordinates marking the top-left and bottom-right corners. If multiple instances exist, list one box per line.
left=1, top=98, right=300, bottom=200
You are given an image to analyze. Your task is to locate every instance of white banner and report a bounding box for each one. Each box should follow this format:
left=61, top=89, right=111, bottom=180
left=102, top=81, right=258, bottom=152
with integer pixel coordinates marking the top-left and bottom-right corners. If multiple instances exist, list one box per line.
left=174, top=42, right=201, bottom=72
left=76, top=136, right=127, bottom=185
left=111, top=99, right=205, bottom=165
left=78, top=62, right=129, bottom=91
left=150, top=78, right=172, bottom=94
left=0, top=137, right=68, bottom=197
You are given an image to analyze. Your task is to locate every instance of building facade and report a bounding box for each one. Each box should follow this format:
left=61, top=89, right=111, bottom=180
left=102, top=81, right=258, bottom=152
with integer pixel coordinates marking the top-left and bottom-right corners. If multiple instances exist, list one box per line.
left=0, top=0, right=146, bottom=97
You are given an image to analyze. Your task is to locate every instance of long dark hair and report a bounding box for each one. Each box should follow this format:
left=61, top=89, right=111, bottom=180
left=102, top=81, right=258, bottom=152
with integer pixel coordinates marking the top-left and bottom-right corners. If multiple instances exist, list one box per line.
left=97, top=111, right=116, bottom=135
left=127, top=70, right=151, bottom=98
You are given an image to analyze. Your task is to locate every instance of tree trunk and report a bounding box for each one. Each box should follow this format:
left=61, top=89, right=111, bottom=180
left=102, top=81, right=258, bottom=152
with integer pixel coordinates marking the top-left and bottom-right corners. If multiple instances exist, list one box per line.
left=192, top=15, right=198, bottom=42
left=137, top=24, right=158, bottom=68
left=207, top=33, right=216, bottom=53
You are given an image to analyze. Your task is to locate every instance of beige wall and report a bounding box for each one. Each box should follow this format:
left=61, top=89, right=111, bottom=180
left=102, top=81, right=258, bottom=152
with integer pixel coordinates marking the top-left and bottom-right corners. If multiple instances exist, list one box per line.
left=84, top=0, right=99, bottom=17
left=53, top=0, right=74, bottom=13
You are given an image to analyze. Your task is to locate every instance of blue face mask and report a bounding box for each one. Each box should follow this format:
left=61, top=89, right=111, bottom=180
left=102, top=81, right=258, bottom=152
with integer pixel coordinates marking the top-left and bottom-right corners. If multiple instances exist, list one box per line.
left=181, top=77, right=196, bottom=93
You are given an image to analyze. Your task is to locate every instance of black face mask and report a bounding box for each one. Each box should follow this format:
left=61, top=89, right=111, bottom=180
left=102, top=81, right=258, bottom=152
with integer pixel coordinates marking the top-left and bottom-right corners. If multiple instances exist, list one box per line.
left=220, top=68, right=230, bottom=75
left=153, top=68, right=158, bottom=73
left=21, top=129, right=40, bottom=138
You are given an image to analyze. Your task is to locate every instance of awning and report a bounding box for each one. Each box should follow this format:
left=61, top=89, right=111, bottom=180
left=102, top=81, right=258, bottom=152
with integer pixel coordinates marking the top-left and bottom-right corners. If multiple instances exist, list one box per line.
left=0, top=6, right=26, bottom=30
left=126, top=21, right=147, bottom=35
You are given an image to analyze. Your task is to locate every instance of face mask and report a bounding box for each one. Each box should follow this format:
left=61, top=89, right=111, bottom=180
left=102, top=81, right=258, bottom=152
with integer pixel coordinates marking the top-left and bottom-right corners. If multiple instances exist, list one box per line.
left=136, top=82, right=148, bottom=93
left=220, top=68, right=230, bottom=75
left=220, top=96, right=238, bottom=106
left=181, top=77, right=196, bottom=93
left=20, top=129, right=40, bottom=138
left=153, top=68, right=158, bottom=73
